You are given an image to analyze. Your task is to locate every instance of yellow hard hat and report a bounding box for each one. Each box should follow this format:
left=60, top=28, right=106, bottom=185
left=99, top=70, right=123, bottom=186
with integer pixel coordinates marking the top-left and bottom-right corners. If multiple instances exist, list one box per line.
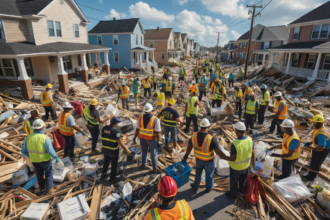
left=311, top=115, right=325, bottom=123
left=169, top=98, right=176, bottom=105
left=46, top=83, right=53, bottom=89
left=91, top=98, right=98, bottom=106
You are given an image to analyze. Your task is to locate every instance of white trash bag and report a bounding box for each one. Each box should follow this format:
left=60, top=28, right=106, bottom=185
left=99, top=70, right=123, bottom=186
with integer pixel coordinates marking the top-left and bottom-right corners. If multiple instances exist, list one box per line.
left=214, top=149, right=230, bottom=176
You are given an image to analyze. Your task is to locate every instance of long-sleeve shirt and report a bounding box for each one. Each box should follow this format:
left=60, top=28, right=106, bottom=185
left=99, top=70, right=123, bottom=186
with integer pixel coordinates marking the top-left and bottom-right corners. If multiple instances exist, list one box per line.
left=21, top=130, right=57, bottom=158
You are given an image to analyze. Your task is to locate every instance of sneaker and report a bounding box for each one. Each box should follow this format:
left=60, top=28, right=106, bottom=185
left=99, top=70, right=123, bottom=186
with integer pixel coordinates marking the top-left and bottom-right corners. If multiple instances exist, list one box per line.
left=225, top=192, right=236, bottom=201
left=109, top=178, right=119, bottom=185
left=141, top=165, right=146, bottom=169
left=190, top=183, right=198, bottom=190
left=99, top=174, right=108, bottom=181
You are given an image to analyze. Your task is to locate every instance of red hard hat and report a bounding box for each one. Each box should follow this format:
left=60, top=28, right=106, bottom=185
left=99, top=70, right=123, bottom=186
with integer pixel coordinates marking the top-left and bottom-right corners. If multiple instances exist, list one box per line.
left=158, top=176, right=177, bottom=198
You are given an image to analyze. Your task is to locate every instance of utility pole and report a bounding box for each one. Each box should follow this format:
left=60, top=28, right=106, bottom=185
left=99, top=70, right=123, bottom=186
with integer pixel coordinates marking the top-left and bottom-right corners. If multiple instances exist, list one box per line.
left=216, top=32, right=220, bottom=63
left=244, top=4, right=262, bottom=80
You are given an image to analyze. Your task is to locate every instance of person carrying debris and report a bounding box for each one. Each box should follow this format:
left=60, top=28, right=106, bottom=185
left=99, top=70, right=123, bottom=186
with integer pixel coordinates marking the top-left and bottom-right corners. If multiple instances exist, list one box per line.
left=268, top=92, right=287, bottom=136
left=189, top=82, right=198, bottom=95
left=162, top=70, right=169, bottom=92
left=193, top=66, right=200, bottom=83
left=182, top=118, right=228, bottom=193
left=157, top=98, right=185, bottom=152
left=133, top=77, right=141, bottom=106
left=302, top=115, right=330, bottom=181
left=268, top=119, right=300, bottom=179
left=184, top=92, right=199, bottom=133
left=234, top=86, right=243, bottom=121
left=83, top=99, right=109, bottom=154
left=179, top=67, right=186, bottom=82
left=211, top=79, right=226, bottom=108
left=133, top=103, right=162, bottom=173
left=118, top=82, right=130, bottom=110
left=220, top=122, right=255, bottom=200
left=244, top=93, right=259, bottom=134
left=142, top=76, right=152, bottom=99
left=21, top=119, right=59, bottom=194
left=197, top=74, right=208, bottom=101
left=23, top=110, right=40, bottom=135
left=228, top=72, right=235, bottom=88
left=165, top=77, right=174, bottom=99
left=153, top=91, right=165, bottom=113
left=144, top=176, right=195, bottom=220
left=40, top=84, right=57, bottom=121
left=100, top=117, right=131, bottom=184
left=59, top=102, right=85, bottom=158
left=258, top=84, right=270, bottom=125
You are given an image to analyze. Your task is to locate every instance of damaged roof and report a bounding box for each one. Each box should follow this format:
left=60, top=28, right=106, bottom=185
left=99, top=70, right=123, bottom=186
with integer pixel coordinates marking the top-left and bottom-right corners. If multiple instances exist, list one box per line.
left=290, top=1, right=330, bottom=25
left=144, top=28, right=173, bottom=40
left=89, top=18, right=141, bottom=34
left=239, top=24, right=289, bottom=41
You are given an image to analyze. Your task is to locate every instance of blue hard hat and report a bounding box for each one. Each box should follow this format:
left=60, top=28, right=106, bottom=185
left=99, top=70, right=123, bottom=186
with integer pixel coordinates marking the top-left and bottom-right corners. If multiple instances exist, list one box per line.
left=110, top=117, right=122, bottom=125
left=260, top=84, right=267, bottom=89
left=247, top=81, right=252, bottom=87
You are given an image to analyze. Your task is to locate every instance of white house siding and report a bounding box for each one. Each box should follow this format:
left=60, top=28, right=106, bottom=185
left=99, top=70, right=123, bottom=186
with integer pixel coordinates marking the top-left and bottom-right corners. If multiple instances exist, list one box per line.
left=32, top=0, right=88, bottom=45
left=168, top=31, right=175, bottom=50
left=2, top=18, right=34, bottom=43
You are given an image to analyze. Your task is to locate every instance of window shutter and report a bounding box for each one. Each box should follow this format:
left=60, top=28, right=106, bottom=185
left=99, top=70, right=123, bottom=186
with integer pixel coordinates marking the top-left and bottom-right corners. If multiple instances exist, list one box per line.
left=303, top=54, right=309, bottom=68
left=297, top=53, right=302, bottom=68
left=269, top=41, right=272, bottom=49
left=261, top=42, right=264, bottom=50
left=298, top=27, right=301, bottom=40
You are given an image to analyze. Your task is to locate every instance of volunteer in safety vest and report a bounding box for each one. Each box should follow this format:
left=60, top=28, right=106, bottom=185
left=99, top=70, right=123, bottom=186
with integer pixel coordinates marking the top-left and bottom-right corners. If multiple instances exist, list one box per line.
left=197, top=74, right=208, bottom=101
left=184, top=92, right=200, bottom=134
left=183, top=118, right=229, bottom=192
left=133, top=103, right=162, bottom=173
left=117, top=82, right=130, bottom=110
left=204, top=65, right=209, bottom=76
left=133, top=77, right=141, bottom=107
left=23, top=110, right=40, bottom=135
left=269, top=119, right=300, bottom=179
left=211, top=79, right=226, bottom=108
left=59, top=102, right=85, bottom=158
left=245, top=93, right=259, bottom=134
left=216, top=62, right=220, bottom=71
left=153, top=74, right=157, bottom=91
left=269, top=91, right=287, bottom=136
left=258, top=84, right=270, bottom=125
left=241, top=81, right=253, bottom=105
left=179, top=68, right=186, bottom=82
left=194, top=66, right=200, bottom=83
left=100, top=117, right=131, bottom=184
left=157, top=99, right=185, bottom=152
left=142, top=76, right=152, bottom=98
left=83, top=99, right=109, bottom=154
left=144, top=176, right=195, bottom=220
left=40, top=84, right=57, bottom=121
left=234, top=86, right=243, bottom=120
left=21, top=119, right=59, bottom=194
left=153, top=91, right=165, bottom=113
left=228, top=72, right=235, bottom=88
left=220, top=122, right=255, bottom=200
left=162, top=70, right=169, bottom=92
left=189, top=83, right=199, bottom=95
left=303, top=115, right=330, bottom=181
left=165, top=77, right=174, bottom=99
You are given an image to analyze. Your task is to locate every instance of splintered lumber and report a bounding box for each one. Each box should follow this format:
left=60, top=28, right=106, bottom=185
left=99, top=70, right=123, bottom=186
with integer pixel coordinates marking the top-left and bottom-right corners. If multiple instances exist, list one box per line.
left=0, top=149, right=17, bottom=161
left=88, top=185, right=104, bottom=220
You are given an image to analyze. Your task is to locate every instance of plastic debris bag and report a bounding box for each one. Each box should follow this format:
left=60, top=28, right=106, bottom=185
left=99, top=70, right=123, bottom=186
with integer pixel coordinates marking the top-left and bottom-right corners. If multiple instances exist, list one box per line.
left=272, top=175, right=312, bottom=203
left=123, top=182, right=132, bottom=202
left=214, top=149, right=230, bottom=176
left=254, top=141, right=275, bottom=178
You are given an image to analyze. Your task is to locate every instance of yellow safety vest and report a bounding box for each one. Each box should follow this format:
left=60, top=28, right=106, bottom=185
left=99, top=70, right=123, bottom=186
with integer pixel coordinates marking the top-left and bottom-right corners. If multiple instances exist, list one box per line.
left=153, top=76, right=157, bottom=83
left=40, top=91, right=52, bottom=107
left=149, top=200, right=190, bottom=220
left=235, top=90, right=243, bottom=102
left=83, top=105, right=99, bottom=127
left=282, top=131, right=300, bottom=160
left=27, top=133, right=51, bottom=163
left=260, top=91, right=270, bottom=106
left=186, top=97, right=198, bottom=117
left=212, top=86, right=225, bottom=100
left=192, top=132, right=215, bottom=161
left=143, top=79, right=151, bottom=88
left=246, top=99, right=257, bottom=115
left=229, top=137, right=253, bottom=170
left=165, top=81, right=172, bottom=92
left=312, top=127, right=330, bottom=151
left=156, top=92, right=165, bottom=106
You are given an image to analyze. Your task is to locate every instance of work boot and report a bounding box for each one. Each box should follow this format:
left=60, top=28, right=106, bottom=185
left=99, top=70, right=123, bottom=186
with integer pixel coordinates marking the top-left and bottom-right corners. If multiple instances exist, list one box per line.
left=302, top=175, right=315, bottom=181
left=141, top=164, right=146, bottom=169
left=109, top=178, right=119, bottom=185
left=99, top=173, right=108, bottom=181
left=63, top=154, right=69, bottom=158
left=190, top=183, right=198, bottom=190
left=225, top=192, right=236, bottom=201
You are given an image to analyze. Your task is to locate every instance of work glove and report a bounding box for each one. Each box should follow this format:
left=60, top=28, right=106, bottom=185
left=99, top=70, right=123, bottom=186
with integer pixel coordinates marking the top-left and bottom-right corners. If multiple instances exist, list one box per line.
left=266, top=146, right=275, bottom=152
left=269, top=153, right=277, bottom=157
left=81, top=130, right=86, bottom=136
left=54, top=156, right=60, bottom=163
left=182, top=154, right=188, bottom=164
left=304, top=142, right=312, bottom=147
left=133, top=138, right=136, bottom=144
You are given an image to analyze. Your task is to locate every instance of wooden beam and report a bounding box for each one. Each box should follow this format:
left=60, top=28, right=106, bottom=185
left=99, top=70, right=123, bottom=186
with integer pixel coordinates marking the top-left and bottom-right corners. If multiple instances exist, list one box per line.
left=0, top=149, right=17, bottom=161
left=88, top=185, right=104, bottom=220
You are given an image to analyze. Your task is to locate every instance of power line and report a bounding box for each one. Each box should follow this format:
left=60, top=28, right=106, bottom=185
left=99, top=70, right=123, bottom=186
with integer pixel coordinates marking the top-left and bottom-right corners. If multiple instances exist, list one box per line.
left=77, top=3, right=111, bottom=15
left=86, top=16, right=102, bottom=21
left=256, top=0, right=272, bottom=15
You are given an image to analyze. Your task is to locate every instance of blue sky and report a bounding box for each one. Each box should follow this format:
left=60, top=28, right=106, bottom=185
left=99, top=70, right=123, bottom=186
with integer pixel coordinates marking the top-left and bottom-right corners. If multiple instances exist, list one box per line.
left=76, top=0, right=329, bottom=47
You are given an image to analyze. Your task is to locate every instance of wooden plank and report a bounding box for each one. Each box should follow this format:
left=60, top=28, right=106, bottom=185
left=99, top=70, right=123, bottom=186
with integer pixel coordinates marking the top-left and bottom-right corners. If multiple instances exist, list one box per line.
left=0, top=149, right=17, bottom=161
left=16, top=187, right=38, bottom=200
left=88, top=185, right=104, bottom=220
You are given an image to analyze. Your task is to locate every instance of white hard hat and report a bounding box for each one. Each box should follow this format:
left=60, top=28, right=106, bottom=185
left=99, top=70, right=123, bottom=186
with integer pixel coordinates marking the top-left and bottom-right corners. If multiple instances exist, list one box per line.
left=143, top=103, right=153, bottom=112
left=62, top=102, right=73, bottom=108
left=32, top=119, right=46, bottom=129
left=233, top=122, right=246, bottom=131
left=200, top=118, right=211, bottom=127
left=274, top=91, right=282, bottom=97
left=169, top=77, right=173, bottom=81
left=280, top=119, right=294, bottom=128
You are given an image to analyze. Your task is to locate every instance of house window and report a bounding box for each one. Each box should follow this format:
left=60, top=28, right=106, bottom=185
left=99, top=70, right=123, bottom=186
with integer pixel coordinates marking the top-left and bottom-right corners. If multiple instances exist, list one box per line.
left=77, top=55, right=82, bottom=66
left=63, top=55, right=72, bottom=70
left=264, top=42, right=270, bottom=50
left=114, top=52, right=119, bottom=63
left=170, top=41, right=172, bottom=47
left=292, top=53, right=300, bottom=67
left=47, top=20, right=55, bottom=37
left=265, top=55, right=269, bottom=61
left=142, top=52, right=146, bottom=61
left=306, top=54, right=316, bottom=69
left=24, top=58, right=34, bottom=76
left=97, top=35, right=102, bottom=45
left=150, top=41, right=154, bottom=47
left=2, top=59, right=15, bottom=77
left=239, top=43, right=241, bottom=48
left=113, top=35, right=119, bottom=45
left=161, top=52, right=165, bottom=59
left=311, top=24, right=330, bottom=39
left=0, top=21, right=4, bottom=39
left=136, top=35, right=138, bottom=45
left=73, top=24, right=79, bottom=38
left=244, top=42, right=247, bottom=48
left=55, top=21, right=61, bottom=37
left=323, top=55, right=330, bottom=70
left=293, top=27, right=300, bottom=40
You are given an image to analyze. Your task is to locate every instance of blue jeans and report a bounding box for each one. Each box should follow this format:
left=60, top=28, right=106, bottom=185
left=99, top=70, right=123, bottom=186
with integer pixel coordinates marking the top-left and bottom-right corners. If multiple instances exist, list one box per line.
left=164, top=126, right=177, bottom=149
left=281, top=159, right=297, bottom=179
left=230, top=167, right=249, bottom=197
left=193, top=159, right=215, bottom=190
left=162, top=83, right=166, bottom=92
left=33, top=159, right=53, bottom=191
left=141, top=139, right=158, bottom=171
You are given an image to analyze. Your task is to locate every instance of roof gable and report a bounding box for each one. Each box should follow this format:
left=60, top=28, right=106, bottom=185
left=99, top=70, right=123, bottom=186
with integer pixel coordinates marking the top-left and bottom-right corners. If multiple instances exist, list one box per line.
left=89, top=18, right=141, bottom=34
left=290, top=2, right=330, bottom=25
left=238, top=24, right=265, bottom=40
left=144, top=28, right=173, bottom=40
left=0, top=0, right=53, bottom=16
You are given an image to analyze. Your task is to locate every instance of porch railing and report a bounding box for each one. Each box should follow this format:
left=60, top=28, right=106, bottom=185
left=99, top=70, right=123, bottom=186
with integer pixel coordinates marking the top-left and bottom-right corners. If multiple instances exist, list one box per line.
left=288, top=67, right=314, bottom=78
left=316, top=70, right=330, bottom=81
left=274, top=64, right=286, bottom=73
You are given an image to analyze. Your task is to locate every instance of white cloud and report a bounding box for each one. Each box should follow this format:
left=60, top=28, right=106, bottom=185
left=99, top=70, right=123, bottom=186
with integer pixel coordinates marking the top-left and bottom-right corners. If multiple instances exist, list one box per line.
left=199, top=0, right=249, bottom=18
left=175, top=0, right=190, bottom=5
left=160, top=22, right=167, bottom=28
left=98, top=0, right=103, bottom=4
left=129, top=1, right=175, bottom=22
left=105, top=9, right=127, bottom=20
left=202, top=16, right=222, bottom=25
left=230, top=30, right=241, bottom=40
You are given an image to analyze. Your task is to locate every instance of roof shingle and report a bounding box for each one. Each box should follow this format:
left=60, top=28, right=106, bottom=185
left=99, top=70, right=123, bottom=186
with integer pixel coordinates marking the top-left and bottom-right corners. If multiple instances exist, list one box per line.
left=144, top=28, right=173, bottom=40
left=88, top=18, right=140, bottom=34
left=290, top=2, right=330, bottom=25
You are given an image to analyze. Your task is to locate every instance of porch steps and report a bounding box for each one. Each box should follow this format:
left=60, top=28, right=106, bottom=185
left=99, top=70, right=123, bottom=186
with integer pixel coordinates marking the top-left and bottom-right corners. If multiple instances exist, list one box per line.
left=69, top=82, right=90, bottom=93
left=315, top=80, right=329, bottom=88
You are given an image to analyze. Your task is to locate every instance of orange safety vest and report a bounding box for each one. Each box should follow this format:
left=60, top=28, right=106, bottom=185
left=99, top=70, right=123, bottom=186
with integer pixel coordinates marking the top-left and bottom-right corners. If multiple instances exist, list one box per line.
left=165, top=81, right=172, bottom=92
left=191, top=132, right=215, bottom=161
left=189, top=85, right=198, bottom=93
left=119, top=86, right=128, bottom=99
left=282, top=131, right=300, bottom=160
left=58, top=112, right=75, bottom=136
left=242, top=87, right=252, bottom=103
left=40, top=91, right=52, bottom=107
left=276, top=100, right=287, bottom=120
left=138, top=114, right=157, bottom=140
left=147, top=200, right=193, bottom=220
left=312, top=127, right=330, bottom=151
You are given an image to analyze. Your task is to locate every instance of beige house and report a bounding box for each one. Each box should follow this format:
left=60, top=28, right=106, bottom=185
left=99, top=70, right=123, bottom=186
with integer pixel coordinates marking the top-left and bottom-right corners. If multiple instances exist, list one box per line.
left=174, top=32, right=184, bottom=59
left=181, top=34, right=190, bottom=57
left=0, top=0, right=110, bottom=99
left=144, top=27, right=181, bottom=65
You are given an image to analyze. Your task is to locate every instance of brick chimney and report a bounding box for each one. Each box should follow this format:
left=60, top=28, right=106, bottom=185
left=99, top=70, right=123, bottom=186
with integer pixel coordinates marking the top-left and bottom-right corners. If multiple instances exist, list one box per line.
left=157, top=27, right=160, bottom=30
left=113, top=17, right=116, bottom=20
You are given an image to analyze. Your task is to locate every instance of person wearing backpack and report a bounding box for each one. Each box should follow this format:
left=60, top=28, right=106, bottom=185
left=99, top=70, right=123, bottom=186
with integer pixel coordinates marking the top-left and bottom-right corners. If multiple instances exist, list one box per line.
left=228, top=72, right=235, bottom=88
left=197, top=74, right=208, bottom=101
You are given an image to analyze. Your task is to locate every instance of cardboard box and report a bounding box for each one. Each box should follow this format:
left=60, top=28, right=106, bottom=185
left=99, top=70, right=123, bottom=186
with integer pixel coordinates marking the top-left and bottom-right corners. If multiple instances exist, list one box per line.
left=20, top=202, right=49, bottom=220
left=57, top=194, right=90, bottom=220
left=12, top=169, right=28, bottom=185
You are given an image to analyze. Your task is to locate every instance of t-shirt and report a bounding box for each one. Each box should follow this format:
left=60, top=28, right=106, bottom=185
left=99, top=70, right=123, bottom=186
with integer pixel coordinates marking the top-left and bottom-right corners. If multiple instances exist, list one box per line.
left=163, top=73, right=168, bottom=81
left=230, top=136, right=255, bottom=155
left=67, top=114, right=76, bottom=127
left=132, top=79, right=140, bottom=94
left=189, top=132, right=221, bottom=162
left=101, top=126, right=121, bottom=156
left=161, top=107, right=180, bottom=121
left=135, top=114, right=161, bottom=132
left=261, top=91, right=270, bottom=106
left=315, top=134, right=330, bottom=149
left=91, top=109, right=100, bottom=119
left=288, top=139, right=299, bottom=151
